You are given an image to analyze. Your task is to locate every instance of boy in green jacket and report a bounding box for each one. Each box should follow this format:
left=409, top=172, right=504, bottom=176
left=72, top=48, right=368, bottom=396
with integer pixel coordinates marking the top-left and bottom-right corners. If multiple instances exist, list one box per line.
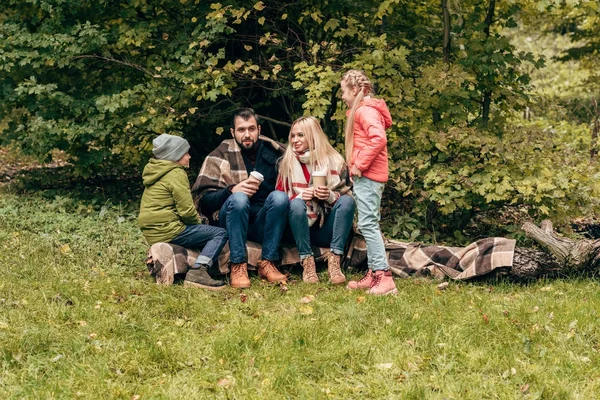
left=138, top=134, right=228, bottom=290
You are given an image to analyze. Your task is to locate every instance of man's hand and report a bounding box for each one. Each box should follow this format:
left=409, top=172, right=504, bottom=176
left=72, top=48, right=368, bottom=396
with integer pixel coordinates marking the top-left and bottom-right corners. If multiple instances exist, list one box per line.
left=314, top=186, right=330, bottom=201
left=350, top=165, right=362, bottom=178
left=231, top=179, right=260, bottom=197
left=301, top=188, right=315, bottom=201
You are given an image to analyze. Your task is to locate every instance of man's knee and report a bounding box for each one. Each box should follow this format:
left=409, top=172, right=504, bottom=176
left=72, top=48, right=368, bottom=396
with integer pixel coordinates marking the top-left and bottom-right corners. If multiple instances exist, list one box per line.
left=267, top=191, right=289, bottom=210
left=226, top=192, right=250, bottom=211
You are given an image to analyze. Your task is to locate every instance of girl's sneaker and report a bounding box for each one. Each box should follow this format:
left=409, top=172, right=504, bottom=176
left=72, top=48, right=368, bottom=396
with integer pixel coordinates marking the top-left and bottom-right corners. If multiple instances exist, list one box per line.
left=367, top=270, right=398, bottom=296
left=346, top=269, right=374, bottom=290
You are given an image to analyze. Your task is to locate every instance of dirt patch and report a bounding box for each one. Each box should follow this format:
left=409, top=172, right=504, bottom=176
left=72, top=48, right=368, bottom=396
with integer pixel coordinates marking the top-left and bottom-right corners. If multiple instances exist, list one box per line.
left=0, top=147, right=70, bottom=186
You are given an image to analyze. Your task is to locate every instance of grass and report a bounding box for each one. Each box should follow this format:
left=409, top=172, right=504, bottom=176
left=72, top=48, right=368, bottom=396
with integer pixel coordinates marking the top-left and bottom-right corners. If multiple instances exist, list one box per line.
left=1, top=180, right=600, bottom=399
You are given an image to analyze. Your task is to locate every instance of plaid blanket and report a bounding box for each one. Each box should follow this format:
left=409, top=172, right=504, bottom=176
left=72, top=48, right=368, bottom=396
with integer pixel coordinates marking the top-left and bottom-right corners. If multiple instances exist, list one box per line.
left=190, top=136, right=285, bottom=222
left=146, top=235, right=515, bottom=284
left=346, top=236, right=516, bottom=280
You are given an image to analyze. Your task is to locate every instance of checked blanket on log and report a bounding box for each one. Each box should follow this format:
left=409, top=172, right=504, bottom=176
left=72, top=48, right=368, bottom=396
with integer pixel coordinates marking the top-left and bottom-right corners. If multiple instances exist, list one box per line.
left=347, top=236, right=516, bottom=280
left=146, top=235, right=516, bottom=284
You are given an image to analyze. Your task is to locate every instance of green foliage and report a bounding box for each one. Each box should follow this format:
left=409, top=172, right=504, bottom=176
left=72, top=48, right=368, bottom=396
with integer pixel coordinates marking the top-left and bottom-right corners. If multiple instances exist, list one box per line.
left=1, top=0, right=599, bottom=242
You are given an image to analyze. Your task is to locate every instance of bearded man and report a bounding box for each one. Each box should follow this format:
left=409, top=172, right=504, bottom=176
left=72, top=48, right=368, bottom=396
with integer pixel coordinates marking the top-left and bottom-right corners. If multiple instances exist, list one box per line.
left=192, top=108, right=289, bottom=288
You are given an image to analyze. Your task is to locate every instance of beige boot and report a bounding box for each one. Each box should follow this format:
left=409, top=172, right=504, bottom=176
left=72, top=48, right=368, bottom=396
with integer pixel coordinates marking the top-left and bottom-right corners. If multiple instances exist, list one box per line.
left=257, top=260, right=287, bottom=283
left=301, top=256, right=319, bottom=283
left=230, top=262, right=251, bottom=288
left=327, top=253, right=346, bottom=285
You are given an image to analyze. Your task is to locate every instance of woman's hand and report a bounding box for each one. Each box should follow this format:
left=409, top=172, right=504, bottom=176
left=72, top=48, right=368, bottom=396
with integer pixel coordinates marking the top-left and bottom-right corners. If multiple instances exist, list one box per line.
left=301, top=188, right=315, bottom=201
left=314, top=186, right=330, bottom=201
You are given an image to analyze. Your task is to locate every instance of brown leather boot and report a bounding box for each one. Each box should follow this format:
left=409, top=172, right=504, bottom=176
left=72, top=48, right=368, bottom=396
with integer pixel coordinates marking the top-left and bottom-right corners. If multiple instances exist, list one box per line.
left=230, top=262, right=251, bottom=288
left=301, top=256, right=319, bottom=283
left=257, top=260, right=286, bottom=283
left=327, top=253, right=346, bottom=285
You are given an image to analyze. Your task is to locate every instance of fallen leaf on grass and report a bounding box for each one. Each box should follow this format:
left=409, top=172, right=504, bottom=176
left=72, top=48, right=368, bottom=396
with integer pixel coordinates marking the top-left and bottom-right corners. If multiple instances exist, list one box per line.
left=356, top=296, right=365, bottom=304
left=217, top=377, right=233, bottom=388
left=240, top=293, right=248, bottom=303
left=521, top=383, right=530, bottom=394
left=482, top=314, right=489, bottom=324
left=437, top=282, right=449, bottom=290
left=300, top=295, right=315, bottom=304
left=279, top=281, right=288, bottom=293
left=131, top=395, right=141, bottom=400
left=376, top=363, right=393, bottom=370
left=299, top=305, right=313, bottom=315
left=59, top=243, right=71, bottom=255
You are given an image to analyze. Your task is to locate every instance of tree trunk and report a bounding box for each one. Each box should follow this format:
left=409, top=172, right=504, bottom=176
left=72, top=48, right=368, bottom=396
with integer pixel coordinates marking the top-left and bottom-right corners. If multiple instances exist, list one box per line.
left=509, top=246, right=563, bottom=279
left=591, top=98, right=599, bottom=160
left=481, top=0, right=496, bottom=127
left=442, top=0, right=451, bottom=64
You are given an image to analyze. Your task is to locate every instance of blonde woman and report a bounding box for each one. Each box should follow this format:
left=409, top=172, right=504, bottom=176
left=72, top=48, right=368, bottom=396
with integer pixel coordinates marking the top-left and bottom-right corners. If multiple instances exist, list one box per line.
left=340, top=69, right=397, bottom=295
left=277, top=116, right=354, bottom=284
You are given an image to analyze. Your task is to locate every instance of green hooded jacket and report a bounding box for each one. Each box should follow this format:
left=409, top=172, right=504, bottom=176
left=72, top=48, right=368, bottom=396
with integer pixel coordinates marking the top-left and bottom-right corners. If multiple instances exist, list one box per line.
left=138, top=158, right=201, bottom=245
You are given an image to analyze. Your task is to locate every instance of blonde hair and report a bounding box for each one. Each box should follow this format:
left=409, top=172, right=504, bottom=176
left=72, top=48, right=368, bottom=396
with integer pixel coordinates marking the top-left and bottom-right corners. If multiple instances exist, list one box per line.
left=341, top=69, right=374, bottom=163
left=279, top=116, right=346, bottom=192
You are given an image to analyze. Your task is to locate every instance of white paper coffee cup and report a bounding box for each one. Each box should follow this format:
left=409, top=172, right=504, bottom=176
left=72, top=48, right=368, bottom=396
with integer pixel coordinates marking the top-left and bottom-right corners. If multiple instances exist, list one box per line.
left=312, top=170, right=327, bottom=188
left=249, top=171, right=264, bottom=183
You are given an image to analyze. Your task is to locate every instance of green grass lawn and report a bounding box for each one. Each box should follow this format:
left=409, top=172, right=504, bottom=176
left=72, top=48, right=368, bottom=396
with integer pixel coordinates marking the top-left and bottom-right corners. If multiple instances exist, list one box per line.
left=1, top=187, right=599, bottom=399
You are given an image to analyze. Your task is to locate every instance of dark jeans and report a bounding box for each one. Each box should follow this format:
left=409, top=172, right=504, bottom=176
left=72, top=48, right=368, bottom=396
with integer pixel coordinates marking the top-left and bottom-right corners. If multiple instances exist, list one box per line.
left=288, top=195, right=355, bottom=259
left=170, top=224, right=228, bottom=268
left=219, top=191, right=289, bottom=263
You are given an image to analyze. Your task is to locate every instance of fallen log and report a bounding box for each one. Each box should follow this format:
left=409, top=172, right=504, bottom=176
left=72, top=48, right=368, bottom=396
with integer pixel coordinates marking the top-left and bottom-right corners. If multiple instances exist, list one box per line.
left=519, top=219, right=600, bottom=277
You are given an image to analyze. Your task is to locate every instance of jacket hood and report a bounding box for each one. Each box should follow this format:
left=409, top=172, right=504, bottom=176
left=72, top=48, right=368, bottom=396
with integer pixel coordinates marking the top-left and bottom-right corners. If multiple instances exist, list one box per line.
left=360, top=98, right=393, bottom=129
left=142, top=158, right=182, bottom=186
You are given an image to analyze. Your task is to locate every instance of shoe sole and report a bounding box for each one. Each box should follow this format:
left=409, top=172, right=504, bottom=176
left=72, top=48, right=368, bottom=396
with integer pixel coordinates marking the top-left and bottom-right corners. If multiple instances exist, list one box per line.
left=184, top=281, right=227, bottom=291
left=368, top=288, right=398, bottom=296
left=258, top=274, right=287, bottom=284
left=230, top=282, right=251, bottom=289
left=346, top=284, right=370, bottom=290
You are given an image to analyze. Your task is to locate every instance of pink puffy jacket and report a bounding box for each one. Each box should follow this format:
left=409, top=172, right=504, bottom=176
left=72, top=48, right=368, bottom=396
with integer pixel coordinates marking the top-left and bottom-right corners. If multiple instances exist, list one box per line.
left=347, top=98, right=393, bottom=183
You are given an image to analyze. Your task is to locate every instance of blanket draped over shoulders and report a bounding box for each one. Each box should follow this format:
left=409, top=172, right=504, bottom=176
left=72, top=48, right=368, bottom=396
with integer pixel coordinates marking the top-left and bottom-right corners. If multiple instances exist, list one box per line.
left=191, top=136, right=285, bottom=222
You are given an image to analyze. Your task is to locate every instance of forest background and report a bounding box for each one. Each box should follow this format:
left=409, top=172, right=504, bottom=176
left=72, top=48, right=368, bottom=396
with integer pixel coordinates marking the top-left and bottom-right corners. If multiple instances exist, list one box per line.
left=1, top=0, right=599, bottom=244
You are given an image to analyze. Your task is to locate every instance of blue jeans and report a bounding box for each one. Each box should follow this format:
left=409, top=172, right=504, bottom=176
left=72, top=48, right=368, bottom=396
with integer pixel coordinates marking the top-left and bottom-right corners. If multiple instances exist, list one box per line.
left=288, top=196, right=355, bottom=259
left=170, top=224, right=228, bottom=268
left=353, top=176, right=388, bottom=271
left=219, top=191, right=289, bottom=263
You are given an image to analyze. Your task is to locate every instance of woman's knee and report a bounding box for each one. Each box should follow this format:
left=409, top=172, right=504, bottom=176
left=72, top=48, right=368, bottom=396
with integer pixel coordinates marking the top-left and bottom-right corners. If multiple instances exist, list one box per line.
left=289, top=198, right=307, bottom=216
left=337, top=195, right=355, bottom=213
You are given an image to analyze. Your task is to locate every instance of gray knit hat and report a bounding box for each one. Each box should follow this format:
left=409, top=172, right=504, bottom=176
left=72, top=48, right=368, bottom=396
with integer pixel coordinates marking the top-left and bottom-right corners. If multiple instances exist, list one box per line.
left=152, top=134, right=190, bottom=162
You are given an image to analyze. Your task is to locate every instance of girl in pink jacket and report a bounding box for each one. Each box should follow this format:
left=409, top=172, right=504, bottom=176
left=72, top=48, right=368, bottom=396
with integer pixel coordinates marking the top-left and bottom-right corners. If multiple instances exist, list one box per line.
left=341, top=69, right=397, bottom=296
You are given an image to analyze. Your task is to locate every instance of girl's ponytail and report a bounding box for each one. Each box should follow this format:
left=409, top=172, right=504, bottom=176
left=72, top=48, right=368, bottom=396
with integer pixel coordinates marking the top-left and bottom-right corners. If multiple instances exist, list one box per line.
left=341, top=70, right=373, bottom=164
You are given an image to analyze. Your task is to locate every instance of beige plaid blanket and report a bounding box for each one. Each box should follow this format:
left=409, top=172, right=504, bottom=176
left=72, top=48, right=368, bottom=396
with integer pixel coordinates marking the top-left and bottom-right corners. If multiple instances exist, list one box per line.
left=346, top=236, right=516, bottom=280
left=146, top=235, right=515, bottom=284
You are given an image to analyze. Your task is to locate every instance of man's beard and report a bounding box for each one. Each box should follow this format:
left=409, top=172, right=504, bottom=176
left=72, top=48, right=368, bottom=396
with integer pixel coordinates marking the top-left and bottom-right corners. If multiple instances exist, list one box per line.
left=237, top=137, right=258, bottom=151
